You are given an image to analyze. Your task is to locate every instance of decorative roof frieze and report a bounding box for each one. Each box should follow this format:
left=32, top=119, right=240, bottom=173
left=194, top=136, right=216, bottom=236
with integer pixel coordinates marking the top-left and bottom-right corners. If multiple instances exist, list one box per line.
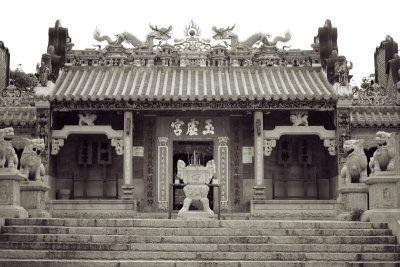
left=61, top=20, right=323, bottom=69
left=49, top=98, right=336, bottom=112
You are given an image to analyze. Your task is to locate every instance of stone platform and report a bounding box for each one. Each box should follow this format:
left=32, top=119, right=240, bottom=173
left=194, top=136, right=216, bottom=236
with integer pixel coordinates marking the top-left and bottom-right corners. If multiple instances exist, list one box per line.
left=0, top=218, right=398, bottom=266
left=177, top=211, right=217, bottom=220
left=50, top=199, right=137, bottom=218
left=251, top=199, right=338, bottom=220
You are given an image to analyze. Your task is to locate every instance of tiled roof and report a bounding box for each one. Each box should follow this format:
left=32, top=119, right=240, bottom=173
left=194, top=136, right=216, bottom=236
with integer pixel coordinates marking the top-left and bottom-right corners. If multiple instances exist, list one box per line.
left=0, top=107, right=36, bottom=127
left=351, top=110, right=400, bottom=127
left=37, top=66, right=336, bottom=102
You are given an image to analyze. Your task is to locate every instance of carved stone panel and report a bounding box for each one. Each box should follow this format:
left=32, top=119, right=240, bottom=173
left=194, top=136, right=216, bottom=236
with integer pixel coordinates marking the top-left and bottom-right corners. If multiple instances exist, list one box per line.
left=369, top=182, right=399, bottom=209
left=0, top=181, right=10, bottom=204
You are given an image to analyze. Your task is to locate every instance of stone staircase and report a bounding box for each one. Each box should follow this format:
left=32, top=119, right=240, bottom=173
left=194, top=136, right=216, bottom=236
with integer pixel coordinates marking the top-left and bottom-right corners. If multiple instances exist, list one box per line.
left=0, top=218, right=399, bottom=266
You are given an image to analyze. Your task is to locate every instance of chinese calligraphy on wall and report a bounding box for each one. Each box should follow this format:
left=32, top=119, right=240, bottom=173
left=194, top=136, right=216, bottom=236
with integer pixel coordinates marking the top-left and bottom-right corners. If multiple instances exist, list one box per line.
left=171, top=118, right=215, bottom=136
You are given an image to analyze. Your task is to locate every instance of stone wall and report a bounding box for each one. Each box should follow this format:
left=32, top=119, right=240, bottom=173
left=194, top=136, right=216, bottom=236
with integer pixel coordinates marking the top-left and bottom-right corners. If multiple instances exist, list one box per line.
left=0, top=41, right=10, bottom=89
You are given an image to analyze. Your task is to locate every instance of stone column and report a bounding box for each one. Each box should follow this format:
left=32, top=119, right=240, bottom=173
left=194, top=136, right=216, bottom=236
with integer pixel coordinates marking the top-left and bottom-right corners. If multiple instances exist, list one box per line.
left=121, top=111, right=134, bottom=199
left=336, top=107, right=351, bottom=196
left=0, top=168, right=28, bottom=218
left=36, top=101, right=53, bottom=201
left=253, top=111, right=265, bottom=200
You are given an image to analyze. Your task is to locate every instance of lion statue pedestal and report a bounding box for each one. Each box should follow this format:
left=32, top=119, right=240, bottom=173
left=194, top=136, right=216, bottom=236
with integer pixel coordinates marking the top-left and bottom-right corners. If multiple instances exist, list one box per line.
left=20, top=180, right=51, bottom=218
left=362, top=132, right=400, bottom=242
left=0, top=168, right=28, bottom=218
left=337, top=139, right=368, bottom=221
left=0, top=128, right=28, bottom=218
left=177, top=158, right=216, bottom=219
left=17, top=137, right=50, bottom=218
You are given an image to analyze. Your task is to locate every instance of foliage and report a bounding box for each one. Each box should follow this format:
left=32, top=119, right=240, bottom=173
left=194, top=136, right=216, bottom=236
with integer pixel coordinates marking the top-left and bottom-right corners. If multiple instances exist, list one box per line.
left=350, top=208, right=364, bottom=221
left=9, top=70, right=38, bottom=91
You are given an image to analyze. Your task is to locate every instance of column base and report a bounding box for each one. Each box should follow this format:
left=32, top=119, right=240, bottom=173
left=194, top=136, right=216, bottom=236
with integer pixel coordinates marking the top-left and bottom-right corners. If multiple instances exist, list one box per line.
left=253, top=185, right=266, bottom=200
left=121, top=185, right=135, bottom=199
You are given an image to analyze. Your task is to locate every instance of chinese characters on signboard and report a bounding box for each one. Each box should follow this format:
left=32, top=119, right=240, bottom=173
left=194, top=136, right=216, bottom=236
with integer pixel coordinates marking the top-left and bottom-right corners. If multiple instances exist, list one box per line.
left=98, top=141, right=112, bottom=165
left=219, top=145, right=228, bottom=205
left=242, top=147, right=254, bottom=164
left=158, top=144, right=168, bottom=208
left=171, top=118, right=215, bottom=136
left=78, top=139, right=92, bottom=165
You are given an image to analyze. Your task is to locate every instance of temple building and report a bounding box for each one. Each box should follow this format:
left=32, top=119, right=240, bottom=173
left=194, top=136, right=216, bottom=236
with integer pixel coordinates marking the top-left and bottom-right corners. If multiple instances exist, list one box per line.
left=3, top=19, right=400, bottom=219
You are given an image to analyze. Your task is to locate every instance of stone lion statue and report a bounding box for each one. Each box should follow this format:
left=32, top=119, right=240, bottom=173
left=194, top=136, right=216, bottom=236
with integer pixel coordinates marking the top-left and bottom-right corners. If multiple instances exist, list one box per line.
left=369, top=131, right=396, bottom=174
left=0, top=127, right=18, bottom=169
left=290, top=111, right=308, bottom=126
left=20, top=138, right=45, bottom=181
left=78, top=113, right=97, bottom=126
left=340, top=139, right=367, bottom=184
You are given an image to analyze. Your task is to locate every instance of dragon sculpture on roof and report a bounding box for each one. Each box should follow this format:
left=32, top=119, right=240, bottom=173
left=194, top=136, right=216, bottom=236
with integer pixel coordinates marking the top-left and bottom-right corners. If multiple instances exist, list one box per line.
left=93, top=24, right=173, bottom=50
left=212, top=25, right=291, bottom=51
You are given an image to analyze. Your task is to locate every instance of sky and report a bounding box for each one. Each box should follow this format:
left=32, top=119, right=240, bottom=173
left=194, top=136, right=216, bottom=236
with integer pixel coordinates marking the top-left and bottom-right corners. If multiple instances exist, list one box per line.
left=1, top=0, right=399, bottom=85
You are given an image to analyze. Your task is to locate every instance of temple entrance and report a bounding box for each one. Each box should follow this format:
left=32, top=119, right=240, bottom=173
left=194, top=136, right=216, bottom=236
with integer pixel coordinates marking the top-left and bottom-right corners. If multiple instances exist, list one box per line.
left=172, top=140, right=214, bottom=210
left=272, top=135, right=334, bottom=200
left=55, top=134, right=120, bottom=199
left=364, top=147, right=377, bottom=177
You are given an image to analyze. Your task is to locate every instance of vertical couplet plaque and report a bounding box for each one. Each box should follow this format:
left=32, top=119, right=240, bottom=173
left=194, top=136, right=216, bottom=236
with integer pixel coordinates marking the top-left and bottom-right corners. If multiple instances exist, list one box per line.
left=218, top=137, right=229, bottom=209
left=157, top=137, right=168, bottom=210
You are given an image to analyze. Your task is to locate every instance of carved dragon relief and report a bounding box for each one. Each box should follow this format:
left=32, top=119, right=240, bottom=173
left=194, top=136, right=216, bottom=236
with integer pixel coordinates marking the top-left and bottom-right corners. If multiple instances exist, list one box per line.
left=93, top=24, right=173, bottom=50
left=212, top=25, right=291, bottom=51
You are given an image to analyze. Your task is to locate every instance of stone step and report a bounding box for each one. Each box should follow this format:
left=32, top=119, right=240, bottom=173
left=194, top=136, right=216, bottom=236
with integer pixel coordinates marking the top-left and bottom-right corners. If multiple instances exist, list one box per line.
left=0, top=233, right=396, bottom=244
left=0, top=242, right=399, bottom=253
left=1, top=225, right=393, bottom=236
left=0, top=250, right=399, bottom=261
left=1, top=260, right=400, bottom=267
left=4, top=218, right=389, bottom=229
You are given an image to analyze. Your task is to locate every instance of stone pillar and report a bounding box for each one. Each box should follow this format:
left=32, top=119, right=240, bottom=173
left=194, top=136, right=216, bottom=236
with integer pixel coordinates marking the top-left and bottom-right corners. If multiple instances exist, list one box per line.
left=253, top=111, right=265, bottom=200
left=20, top=180, right=51, bottom=218
left=336, top=107, right=351, bottom=196
left=36, top=101, right=53, bottom=201
left=121, top=111, right=134, bottom=199
left=0, top=168, right=28, bottom=218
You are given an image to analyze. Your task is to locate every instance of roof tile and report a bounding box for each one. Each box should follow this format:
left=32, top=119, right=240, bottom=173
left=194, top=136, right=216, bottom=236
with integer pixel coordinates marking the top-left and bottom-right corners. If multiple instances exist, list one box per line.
left=38, top=66, right=336, bottom=102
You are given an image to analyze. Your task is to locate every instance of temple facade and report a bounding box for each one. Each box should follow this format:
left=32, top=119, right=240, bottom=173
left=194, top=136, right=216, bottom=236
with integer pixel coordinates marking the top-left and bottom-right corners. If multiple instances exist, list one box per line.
left=2, top=19, right=400, bottom=219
